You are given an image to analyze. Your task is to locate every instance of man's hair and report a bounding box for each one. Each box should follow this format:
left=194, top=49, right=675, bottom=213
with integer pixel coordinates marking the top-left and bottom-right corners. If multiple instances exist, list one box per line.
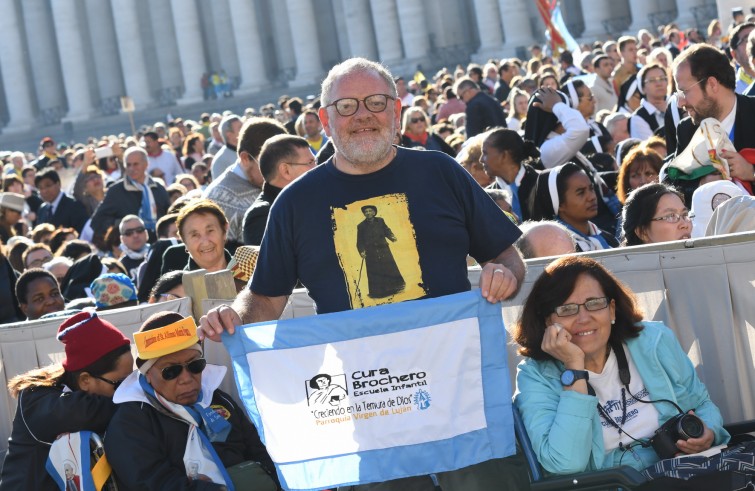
left=123, top=146, right=148, bottom=166
left=119, top=215, right=144, bottom=234
left=143, top=131, right=159, bottom=141
left=453, top=77, right=478, bottom=95
left=156, top=213, right=178, bottom=238
left=673, top=43, right=736, bottom=91
left=515, top=220, right=576, bottom=260
left=617, top=36, right=637, bottom=53
left=34, top=168, right=60, bottom=187
left=237, top=117, right=288, bottom=160
left=498, top=60, right=513, bottom=77
left=321, top=58, right=397, bottom=107
left=286, top=97, right=303, bottom=114
left=559, top=50, right=574, bottom=65
left=150, top=270, right=184, bottom=300
left=22, top=243, right=51, bottom=268
left=16, top=268, right=57, bottom=304
left=258, top=135, right=311, bottom=182
left=219, top=114, right=242, bottom=144
left=604, top=112, right=630, bottom=134
left=730, top=22, right=755, bottom=50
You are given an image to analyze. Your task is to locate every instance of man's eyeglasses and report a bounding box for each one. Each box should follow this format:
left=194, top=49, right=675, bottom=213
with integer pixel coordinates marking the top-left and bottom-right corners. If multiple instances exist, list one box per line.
left=675, top=78, right=705, bottom=100
left=159, top=358, right=207, bottom=381
left=554, top=297, right=609, bottom=317
left=93, top=375, right=125, bottom=390
left=285, top=158, right=317, bottom=167
left=158, top=292, right=183, bottom=301
left=122, top=226, right=146, bottom=237
left=651, top=212, right=691, bottom=223
left=326, top=94, right=395, bottom=117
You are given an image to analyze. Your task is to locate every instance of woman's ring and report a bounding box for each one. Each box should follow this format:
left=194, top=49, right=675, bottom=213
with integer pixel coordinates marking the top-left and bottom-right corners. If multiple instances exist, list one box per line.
left=493, top=269, right=504, bottom=274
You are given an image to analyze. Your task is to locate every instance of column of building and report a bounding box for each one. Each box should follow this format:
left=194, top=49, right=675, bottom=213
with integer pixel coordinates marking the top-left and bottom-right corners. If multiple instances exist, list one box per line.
left=227, top=0, right=269, bottom=94
left=0, top=0, right=36, bottom=131
left=339, top=0, right=379, bottom=60
left=22, top=0, right=67, bottom=121
left=170, top=0, right=208, bottom=104
left=498, top=0, right=536, bottom=57
left=111, top=0, right=154, bottom=108
left=472, top=0, right=505, bottom=61
left=369, top=0, right=404, bottom=65
left=284, top=0, right=324, bottom=86
left=50, top=0, right=95, bottom=121
left=84, top=0, right=125, bottom=115
left=395, top=0, right=431, bottom=63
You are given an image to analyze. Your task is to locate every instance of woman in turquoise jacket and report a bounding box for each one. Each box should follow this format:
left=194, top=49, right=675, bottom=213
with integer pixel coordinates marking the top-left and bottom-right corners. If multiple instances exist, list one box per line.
left=512, top=256, right=729, bottom=475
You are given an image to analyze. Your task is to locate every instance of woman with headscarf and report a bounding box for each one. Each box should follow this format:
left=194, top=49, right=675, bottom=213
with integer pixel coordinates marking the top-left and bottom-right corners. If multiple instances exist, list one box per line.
left=533, top=163, right=619, bottom=251
left=526, top=88, right=622, bottom=235
left=616, top=75, right=643, bottom=115
left=0, top=311, right=133, bottom=490
left=561, top=79, right=612, bottom=157
left=105, top=312, right=278, bottom=490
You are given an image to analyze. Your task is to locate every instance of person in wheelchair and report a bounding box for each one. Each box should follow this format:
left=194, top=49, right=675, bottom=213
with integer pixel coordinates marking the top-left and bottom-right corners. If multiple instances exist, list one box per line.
left=105, top=312, right=278, bottom=490
left=512, top=256, right=729, bottom=475
left=0, top=311, right=133, bottom=490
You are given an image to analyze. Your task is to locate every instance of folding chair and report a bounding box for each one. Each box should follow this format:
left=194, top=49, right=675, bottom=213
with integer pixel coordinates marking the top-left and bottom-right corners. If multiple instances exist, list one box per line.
left=90, top=432, right=118, bottom=491
left=513, top=405, right=647, bottom=491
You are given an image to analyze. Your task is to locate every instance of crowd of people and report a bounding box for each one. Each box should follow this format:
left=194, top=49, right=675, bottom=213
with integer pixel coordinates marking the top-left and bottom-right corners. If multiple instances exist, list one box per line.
left=0, top=11, right=754, bottom=491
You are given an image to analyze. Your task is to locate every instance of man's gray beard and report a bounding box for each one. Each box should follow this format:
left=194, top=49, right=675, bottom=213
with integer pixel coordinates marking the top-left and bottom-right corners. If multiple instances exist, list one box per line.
left=332, top=133, right=394, bottom=168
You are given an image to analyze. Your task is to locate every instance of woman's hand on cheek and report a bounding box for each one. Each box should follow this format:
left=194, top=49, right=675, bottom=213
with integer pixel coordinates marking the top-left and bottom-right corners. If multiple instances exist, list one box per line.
left=541, top=323, right=585, bottom=369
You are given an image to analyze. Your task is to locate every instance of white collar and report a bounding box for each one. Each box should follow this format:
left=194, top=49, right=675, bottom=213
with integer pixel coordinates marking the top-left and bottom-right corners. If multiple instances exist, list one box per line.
left=49, top=190, right=64, bottom=210
left=640, top=98, right=664, bottom=116
left=719, top=97, right=737, bottom=135
left=495, top=164, right=526, bottom=189
left=114, top=363, right=227, bottom=407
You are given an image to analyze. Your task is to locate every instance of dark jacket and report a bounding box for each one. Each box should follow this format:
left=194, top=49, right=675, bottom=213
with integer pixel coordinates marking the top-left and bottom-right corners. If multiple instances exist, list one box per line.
left=0, top=254, right=22, bottom=324
left=0, top=385, right=116, bottom=491
left=90, top=177, right=170, bottom=237
left=243, top=183, right=283, bottom=246
left=105, top=389, right=277, bottom=491
left=35, top=193, right=88, bottom=233
left=465, top=91, right=507, bottom=138
left=137, top=238, right=184, bottom=303
left=400, top=133, right=456, bottom=157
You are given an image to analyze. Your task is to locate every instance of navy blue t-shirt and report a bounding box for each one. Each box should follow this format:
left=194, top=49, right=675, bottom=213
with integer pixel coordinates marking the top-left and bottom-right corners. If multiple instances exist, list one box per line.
left=250, top=147, right=521, bottom=314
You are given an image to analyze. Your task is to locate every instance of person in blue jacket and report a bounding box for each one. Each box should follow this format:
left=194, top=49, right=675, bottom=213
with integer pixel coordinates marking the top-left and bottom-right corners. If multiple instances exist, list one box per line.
left=512, top=256, right=729, bottom=475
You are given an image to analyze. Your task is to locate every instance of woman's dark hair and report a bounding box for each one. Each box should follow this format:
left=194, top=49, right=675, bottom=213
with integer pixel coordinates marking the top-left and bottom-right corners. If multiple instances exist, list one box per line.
left=484, top=128, right=540, bottom=165
left=60, top=343, right=131, bottom=391
left=309, top=373, right=331, bottom=389
left=150, top=270, right=184, bottom=300
left=616, top=146, right=663, bottom=203
left=513, top=256, right=644, bottom=361
left=2, top=175, right=23, bottom=192
left=58, top=240, right=93, bottom=261
left=49, top=227, right=77, bottom=256
left=102, top=257, right=128, bottom=276
left=621, top=183, right=684, bottom=246
left=8, top=240, right=30, bottom=273
left=531, top=162, right=584, bottom=221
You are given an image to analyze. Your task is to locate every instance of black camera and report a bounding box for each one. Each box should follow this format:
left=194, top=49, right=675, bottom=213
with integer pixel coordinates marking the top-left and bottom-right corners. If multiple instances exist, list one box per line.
left=649, top=412, right=705, bottom=459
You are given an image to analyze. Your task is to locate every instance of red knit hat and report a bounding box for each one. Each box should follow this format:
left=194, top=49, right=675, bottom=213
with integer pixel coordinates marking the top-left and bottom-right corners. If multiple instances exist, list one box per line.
left=57, top=311, right=130, bottom=372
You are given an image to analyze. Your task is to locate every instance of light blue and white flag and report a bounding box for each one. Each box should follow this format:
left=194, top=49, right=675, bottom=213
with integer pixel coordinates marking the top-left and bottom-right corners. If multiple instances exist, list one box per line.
left=223, top=290, right=515, bottom=491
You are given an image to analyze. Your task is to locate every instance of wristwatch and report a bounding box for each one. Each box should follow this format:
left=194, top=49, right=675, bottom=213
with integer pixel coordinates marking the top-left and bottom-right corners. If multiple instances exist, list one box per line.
left=560, top=369, right=589, bottom=387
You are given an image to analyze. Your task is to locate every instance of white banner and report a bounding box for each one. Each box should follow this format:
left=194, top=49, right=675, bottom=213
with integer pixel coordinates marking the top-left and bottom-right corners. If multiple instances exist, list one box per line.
left=247, top=318, right=486, bottom=463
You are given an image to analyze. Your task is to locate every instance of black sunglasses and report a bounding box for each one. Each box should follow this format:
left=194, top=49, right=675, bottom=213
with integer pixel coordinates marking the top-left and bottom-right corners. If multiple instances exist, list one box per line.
left=160, top=358, right=207, bottom=381
left=122, top=226, right=146, bottom=237
left=93, top=374, right=125, bottom=390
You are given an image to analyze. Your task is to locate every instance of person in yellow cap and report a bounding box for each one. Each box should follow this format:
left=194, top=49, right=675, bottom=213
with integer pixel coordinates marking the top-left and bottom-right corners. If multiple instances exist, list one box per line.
left=105, top=312, right=278, bottom=490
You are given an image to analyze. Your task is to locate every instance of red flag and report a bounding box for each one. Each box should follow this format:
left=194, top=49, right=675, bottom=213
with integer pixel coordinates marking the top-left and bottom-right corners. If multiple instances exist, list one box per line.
left=535, top=0, right=567, bottom=54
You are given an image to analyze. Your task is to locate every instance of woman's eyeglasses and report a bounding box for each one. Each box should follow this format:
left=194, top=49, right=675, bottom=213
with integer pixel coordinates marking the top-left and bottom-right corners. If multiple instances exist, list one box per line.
left=160, top=358, right=207, bottom=381
left=651, top=213, right=691, bottom=224
left=93, top=375, right=125, bottom=390
left=553, top=297, right=609, bottom=317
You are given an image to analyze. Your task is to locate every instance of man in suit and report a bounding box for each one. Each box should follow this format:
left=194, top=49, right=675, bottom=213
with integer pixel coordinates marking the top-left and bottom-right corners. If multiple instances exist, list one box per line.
left=671, top=44, right=755, bottom=191
left=34, top=169, right=87, bottom=233
left=454, top=77, right=507, bottom=138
